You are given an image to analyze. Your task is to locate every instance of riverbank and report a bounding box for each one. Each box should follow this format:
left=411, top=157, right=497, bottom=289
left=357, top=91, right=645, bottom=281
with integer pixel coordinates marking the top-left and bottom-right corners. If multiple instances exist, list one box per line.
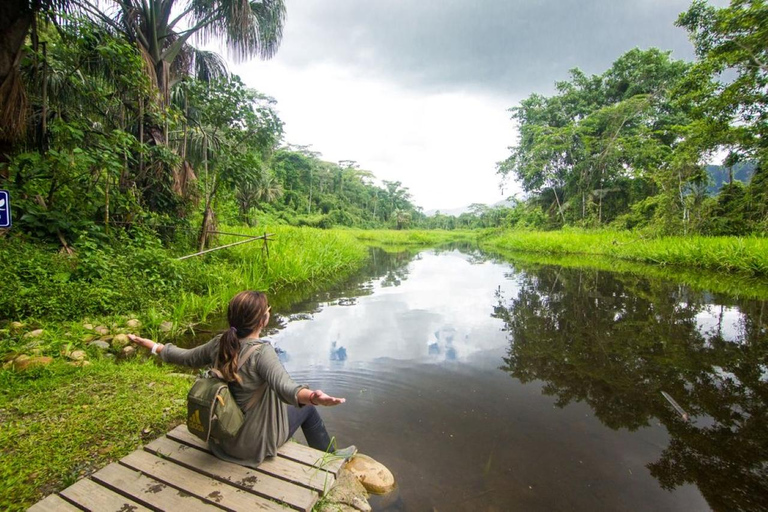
left=479, top=229, right=768, bottom=277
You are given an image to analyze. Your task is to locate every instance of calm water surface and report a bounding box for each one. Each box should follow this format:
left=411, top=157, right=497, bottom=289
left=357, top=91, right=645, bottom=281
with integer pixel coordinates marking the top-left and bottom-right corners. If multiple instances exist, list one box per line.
left=198, top=248, right=768, bottom=511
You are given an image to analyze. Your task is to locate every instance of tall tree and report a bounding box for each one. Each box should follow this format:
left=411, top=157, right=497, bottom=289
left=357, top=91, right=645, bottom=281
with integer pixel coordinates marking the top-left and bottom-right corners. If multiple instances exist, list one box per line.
left=677, top=0, right=768, bottom=232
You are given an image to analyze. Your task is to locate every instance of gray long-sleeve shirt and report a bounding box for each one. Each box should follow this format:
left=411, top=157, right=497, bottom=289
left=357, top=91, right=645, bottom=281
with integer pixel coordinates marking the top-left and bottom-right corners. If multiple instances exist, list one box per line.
left=161, top=335, right=306, bottom=467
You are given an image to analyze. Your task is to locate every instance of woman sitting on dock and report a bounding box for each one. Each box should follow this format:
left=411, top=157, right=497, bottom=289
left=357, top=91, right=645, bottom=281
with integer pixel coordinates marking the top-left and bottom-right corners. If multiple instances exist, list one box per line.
left=128, top=290, right=355, bottom=468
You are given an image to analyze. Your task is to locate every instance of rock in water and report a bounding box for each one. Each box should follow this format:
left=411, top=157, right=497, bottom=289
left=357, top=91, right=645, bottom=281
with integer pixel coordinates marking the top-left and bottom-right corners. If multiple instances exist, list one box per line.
left=317, top=468, right=371, bottom=512
left=111, top=334, right=130, bottom=350
left=345, top=454, right=396, bottom=495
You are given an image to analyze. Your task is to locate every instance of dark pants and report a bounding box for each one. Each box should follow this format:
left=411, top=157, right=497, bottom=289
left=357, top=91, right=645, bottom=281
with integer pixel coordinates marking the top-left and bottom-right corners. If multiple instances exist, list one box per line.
left=287, top=405, right=333, bottom=452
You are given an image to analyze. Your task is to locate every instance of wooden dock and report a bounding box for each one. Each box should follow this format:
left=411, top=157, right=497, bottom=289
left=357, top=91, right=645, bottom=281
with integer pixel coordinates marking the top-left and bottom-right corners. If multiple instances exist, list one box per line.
left=29, top=425, right=344, bottom=511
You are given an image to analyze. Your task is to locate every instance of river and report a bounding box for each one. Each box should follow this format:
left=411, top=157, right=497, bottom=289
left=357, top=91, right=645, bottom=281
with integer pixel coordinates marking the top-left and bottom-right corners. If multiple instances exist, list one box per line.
left=194, top=246, right=768, bottom=511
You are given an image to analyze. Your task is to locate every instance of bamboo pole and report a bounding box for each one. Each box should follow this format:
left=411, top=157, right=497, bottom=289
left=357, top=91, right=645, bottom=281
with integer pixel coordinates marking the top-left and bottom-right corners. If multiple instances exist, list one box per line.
left=177, top=233, right=275, bottom=261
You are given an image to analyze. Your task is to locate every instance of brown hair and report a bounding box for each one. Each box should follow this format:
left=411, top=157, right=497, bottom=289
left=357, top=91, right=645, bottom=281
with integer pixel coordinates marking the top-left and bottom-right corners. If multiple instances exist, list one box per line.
left=217, top=290, right=270, bottom=382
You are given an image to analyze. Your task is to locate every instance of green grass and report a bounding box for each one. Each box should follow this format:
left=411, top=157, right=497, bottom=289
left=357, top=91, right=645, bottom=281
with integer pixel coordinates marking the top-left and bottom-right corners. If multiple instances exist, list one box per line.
left=1, top=225, right=370, bottom=350
left=347, top=228, right=476, bottom=246
left=481, top=229, right=768, bottom=277
left=484, top=249, right=768, bottom=300
left=0, top=360, right=191, bottom=510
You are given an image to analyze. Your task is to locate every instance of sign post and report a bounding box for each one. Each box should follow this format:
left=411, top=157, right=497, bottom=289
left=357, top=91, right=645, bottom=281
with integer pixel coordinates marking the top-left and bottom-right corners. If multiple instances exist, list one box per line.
left=0, top=190, right=12, bottom=228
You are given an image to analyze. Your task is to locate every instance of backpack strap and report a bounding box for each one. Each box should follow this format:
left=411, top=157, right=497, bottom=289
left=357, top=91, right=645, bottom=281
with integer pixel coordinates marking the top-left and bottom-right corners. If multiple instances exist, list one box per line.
left=237, top=343, right=261, bottom=371
left=238, top=342, right=268, bottom=412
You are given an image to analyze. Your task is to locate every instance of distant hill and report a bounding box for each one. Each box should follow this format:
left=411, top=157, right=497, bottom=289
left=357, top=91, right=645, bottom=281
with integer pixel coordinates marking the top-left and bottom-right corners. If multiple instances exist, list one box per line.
left=706, top=162, right=755, bottom=194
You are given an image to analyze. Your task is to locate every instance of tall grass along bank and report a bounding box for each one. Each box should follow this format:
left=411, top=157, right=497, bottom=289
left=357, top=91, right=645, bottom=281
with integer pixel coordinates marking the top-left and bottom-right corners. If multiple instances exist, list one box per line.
left=481, top=230, right=768, bottom=277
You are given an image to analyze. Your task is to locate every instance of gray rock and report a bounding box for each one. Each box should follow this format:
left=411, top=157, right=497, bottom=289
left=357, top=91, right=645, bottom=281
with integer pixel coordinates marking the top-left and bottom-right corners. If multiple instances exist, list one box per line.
left=111, top=334, right=130, bottom=350
left=67, top=350, right=87, bottom=361
left=23, top=329, right=44, bottom=339
left=159, top=321, right=173, bottom=332
left=94, top=325, right=110, bottom=335
left=89, top=340, right=111, bottom=351
left=10, top=321, right=25, bottom=332
left=82, top=323, right=94, bottom=331
left=126, top=319, right=141, bottom=329
left=122, top=346, right=136, bottom=357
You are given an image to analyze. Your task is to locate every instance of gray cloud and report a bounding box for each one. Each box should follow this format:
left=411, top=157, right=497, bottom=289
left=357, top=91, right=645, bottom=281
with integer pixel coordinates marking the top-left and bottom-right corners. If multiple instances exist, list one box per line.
left=273, top=0, right=728, bottom=98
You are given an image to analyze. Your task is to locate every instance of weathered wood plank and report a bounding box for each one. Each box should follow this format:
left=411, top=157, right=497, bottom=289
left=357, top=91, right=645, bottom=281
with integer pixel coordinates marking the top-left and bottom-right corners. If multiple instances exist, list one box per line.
left=278, top=441, right=344, bottom=475
left=58, top=478, right=151, bottom=512
left=168, top=425, right=343, bottom=475
left=167, top=427, right=335, bottom=493
left=91, top=462, right=222, bottom=512
left=145, top=436, right=317, bottom=511
left=120, top=450, right=287, bottom=511
left=27, top=494, right=80, bottom=512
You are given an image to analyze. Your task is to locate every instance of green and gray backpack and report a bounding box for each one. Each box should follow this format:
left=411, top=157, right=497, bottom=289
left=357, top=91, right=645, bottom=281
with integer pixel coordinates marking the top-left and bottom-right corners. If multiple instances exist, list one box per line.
left=186, top=342, right=267, bottom=443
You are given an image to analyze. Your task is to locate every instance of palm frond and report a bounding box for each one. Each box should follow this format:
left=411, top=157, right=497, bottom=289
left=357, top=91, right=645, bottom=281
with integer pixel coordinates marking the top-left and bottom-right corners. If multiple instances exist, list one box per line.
left=191, top=0, right=286, bottom=62
left=194, top=49, right=229, bottom=82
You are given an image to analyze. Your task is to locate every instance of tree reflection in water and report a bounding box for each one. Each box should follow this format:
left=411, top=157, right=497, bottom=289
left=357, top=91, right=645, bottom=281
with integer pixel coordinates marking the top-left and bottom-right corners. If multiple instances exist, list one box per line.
left=493, top=264, right=768, bottom=512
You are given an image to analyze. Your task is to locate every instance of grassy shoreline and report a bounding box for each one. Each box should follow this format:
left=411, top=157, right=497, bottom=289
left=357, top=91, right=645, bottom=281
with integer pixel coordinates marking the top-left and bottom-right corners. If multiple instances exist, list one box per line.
left=479, top=229, right=768, bottom=277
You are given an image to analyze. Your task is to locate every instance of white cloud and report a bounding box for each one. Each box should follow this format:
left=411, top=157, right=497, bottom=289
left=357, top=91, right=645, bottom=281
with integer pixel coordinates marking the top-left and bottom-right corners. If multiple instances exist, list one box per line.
left=233, top=60, right=520, bottom=210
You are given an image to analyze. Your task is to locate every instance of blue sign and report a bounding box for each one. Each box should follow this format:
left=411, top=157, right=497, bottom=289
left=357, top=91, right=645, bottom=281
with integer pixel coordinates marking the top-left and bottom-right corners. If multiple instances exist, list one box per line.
left=0, top=190, right=11, bottom=228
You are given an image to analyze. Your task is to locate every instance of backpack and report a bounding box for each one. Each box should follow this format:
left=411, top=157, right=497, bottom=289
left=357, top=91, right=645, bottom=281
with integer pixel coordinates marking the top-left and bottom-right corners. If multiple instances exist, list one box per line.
left=186, top=342, right=267, bottom=443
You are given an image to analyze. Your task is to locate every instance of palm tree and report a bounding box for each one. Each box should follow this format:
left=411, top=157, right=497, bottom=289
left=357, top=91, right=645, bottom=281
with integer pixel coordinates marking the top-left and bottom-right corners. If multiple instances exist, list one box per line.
left=236, top=171, right=283, bottom=224
left=87, top=0, right=286, bottom=104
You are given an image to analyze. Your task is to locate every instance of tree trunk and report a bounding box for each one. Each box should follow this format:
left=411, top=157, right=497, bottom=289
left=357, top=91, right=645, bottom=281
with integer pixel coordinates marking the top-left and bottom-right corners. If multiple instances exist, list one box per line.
left=0, top=0, right=33, bottom=146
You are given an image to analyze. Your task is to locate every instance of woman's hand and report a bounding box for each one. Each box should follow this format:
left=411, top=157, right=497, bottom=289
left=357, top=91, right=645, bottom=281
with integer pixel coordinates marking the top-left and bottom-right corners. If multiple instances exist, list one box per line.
left=127, top=334, right=155, bottom=350
left=311, top=389, right=345, bottom=407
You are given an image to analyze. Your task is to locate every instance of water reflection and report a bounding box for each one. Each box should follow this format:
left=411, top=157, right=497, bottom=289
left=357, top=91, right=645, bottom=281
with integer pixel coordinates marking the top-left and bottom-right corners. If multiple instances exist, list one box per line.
left=493, top=264, right=768, bottom=511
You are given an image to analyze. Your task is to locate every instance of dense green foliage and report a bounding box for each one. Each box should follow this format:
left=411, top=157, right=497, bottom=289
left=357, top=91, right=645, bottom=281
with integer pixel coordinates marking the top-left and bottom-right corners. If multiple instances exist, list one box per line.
left=0, top=225, right=368, bottom=326
left=494, top=1, right=767, bottom=236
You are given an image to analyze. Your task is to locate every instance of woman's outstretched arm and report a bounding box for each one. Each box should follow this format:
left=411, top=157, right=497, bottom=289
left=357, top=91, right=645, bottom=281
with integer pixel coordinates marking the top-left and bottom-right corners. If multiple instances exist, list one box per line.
left=128, top=334, right=218, bottom=368
left=296, top=388, right=345, bottom=407
left=254, top=345, right=345, bottom=407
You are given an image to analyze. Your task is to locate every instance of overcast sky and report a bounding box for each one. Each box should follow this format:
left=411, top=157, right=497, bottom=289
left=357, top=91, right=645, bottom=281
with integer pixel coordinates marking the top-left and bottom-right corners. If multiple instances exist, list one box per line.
left=217, top=0, right=727, bottom=211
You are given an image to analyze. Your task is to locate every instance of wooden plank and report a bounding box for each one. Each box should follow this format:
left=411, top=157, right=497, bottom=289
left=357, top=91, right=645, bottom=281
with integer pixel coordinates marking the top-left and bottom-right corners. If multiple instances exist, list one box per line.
left=168, top=426, right=342, bottom=475
left=59, top=478, right=151, bottom=512
left=145, top=436, right=317, bottom=512
left=167, top=427, right=335, bottom=494
left=27, top=494, right=80, bottom=512
left=120, top=450, right=286, bottom=512
left=277, top=442, right=344, bottom=475
left=91, top=463, right=222, bottom=512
